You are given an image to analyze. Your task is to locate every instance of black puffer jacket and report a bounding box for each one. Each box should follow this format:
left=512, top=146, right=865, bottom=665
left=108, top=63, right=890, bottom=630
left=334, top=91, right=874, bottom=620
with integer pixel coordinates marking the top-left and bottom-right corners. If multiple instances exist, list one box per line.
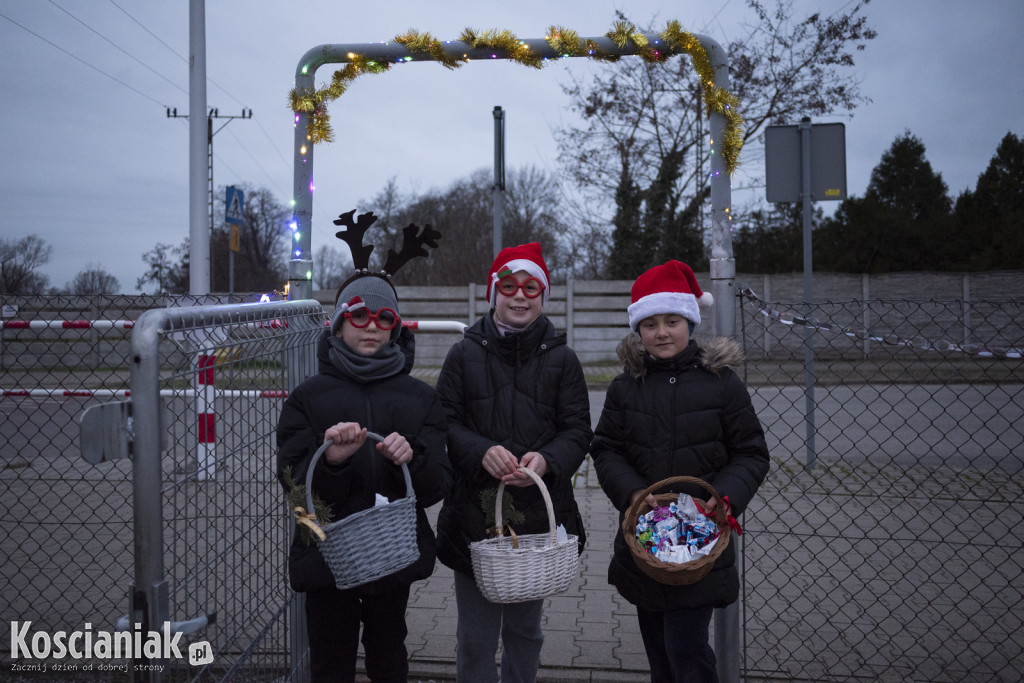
left=276, top=330, right=451, bottom=593
left=591, top=334, right=770, bottom=610
left=434, top=313, right=592, bottom=578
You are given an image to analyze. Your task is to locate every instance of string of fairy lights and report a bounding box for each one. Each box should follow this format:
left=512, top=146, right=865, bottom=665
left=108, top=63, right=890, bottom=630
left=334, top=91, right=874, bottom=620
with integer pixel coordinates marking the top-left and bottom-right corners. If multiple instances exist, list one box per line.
left=288, top=19, right=744, bottom=173
left=286, top=20, right=745, bottom=265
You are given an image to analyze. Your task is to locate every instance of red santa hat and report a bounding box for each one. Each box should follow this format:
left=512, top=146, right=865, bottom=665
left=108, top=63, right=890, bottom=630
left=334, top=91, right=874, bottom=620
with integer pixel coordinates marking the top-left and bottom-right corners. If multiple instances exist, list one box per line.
left=627, top=260, right=714, bottom=331
left=486, top=242, right=551, bottom=304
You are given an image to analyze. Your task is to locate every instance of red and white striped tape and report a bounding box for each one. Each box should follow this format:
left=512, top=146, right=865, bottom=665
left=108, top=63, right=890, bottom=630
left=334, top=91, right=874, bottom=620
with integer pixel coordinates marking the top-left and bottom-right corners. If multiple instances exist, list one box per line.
left=741, top=288, right=1024, bottom=359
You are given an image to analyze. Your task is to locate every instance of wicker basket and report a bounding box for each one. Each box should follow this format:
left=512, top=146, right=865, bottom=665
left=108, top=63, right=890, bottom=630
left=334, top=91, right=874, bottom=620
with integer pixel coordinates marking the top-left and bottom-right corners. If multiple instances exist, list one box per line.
left=622, top=475, right=731, bottom=586
left=304, top=435, right=419, bottom=590
left=470, top=467, right=580, bottom=604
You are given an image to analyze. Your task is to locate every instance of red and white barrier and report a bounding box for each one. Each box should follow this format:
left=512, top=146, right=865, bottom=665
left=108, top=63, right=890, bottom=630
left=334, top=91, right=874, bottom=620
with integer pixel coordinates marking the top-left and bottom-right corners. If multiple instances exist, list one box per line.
left=2, top=318, right=467, bottom=333
left=5, top=317, right=468, bottom=478
left=1, top=320, right=135, bottom=330
left=1, top=389, right=287, bottom=398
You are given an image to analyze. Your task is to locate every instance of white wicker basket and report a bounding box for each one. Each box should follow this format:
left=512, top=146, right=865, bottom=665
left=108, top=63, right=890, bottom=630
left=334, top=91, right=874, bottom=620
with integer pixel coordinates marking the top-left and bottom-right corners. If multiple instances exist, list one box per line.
left=470, top=467, right=580, bottom=604
left=304, top=434, right=418, bottom=590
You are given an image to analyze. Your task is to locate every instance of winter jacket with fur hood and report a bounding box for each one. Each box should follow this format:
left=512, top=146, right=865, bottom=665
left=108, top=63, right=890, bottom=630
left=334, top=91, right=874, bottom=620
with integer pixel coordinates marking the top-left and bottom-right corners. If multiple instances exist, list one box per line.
left=276, top=329, right=451, bottom=593
left=434, top=312, right=592, bottom=578
left=591, top=334, right=770, bottom=610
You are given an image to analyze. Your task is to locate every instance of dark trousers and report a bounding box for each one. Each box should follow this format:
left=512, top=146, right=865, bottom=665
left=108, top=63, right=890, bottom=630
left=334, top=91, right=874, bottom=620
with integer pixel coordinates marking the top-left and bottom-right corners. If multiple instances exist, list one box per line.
left=305, top=584, right=411, bottom=683
left=636, top=604, right=717, bottom=683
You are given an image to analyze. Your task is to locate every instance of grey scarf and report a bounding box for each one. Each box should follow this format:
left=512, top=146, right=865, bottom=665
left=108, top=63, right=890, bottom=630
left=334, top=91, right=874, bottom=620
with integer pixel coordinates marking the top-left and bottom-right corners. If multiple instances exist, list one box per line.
left=327, top=336, right=405, bottom=384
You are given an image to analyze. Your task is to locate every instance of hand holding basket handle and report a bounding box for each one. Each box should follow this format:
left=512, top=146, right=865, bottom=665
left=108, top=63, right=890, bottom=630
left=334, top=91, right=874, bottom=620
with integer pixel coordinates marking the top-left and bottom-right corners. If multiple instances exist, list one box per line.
left=323, top=424, right=413, bottom=466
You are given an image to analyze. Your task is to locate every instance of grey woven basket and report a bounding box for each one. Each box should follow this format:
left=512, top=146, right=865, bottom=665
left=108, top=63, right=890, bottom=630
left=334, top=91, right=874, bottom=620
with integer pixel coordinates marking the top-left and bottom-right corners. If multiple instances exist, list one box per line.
left=304, top=433, right=418, bottom=590
left=470, top=467, right=580, bottom=604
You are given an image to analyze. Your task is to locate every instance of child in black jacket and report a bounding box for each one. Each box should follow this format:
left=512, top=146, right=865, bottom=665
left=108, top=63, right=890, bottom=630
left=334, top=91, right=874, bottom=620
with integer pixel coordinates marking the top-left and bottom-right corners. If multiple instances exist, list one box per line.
left=277, top=212, right=450, bottom=683
left=435, top=242, right=591, bottom=683
left=591, top=260, right=770, bottom=683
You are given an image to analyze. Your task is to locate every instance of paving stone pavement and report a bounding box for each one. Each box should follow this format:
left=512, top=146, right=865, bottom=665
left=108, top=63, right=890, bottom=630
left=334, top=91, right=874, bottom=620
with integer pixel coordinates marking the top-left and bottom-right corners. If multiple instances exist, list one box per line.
left=373, top=390, right=654, bottom=682
left=364, top=456, right=653, bottom=683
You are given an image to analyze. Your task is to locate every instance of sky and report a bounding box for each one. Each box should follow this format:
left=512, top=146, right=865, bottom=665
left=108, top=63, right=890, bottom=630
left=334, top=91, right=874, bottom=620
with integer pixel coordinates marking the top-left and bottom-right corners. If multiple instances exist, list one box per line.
left=1, top=0, right=1022, bottom=294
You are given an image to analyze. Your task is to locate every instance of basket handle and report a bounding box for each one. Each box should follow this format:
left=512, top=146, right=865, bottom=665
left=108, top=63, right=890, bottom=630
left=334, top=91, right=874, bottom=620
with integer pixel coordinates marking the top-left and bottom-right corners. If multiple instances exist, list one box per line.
left=626, top=475, right=728, bottom=529
left=495, top=466, right=558, bottom=546
left=303, top=430, right=413, bottom=521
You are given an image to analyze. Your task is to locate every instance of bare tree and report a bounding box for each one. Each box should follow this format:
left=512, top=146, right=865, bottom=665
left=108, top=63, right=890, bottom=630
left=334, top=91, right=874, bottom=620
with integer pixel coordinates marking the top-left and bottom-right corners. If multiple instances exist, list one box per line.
left=350, top=167, right=570, bottom=287
left=66, top=263, right=120, bottom=294
left=137, top=239, right=189, bottom=294
left=554, top=0, right=877, bottom=277
left=211, top=184, right=289, bottom=291
left=0, top=235, right=52, bottom=294
left=312, top=244, right=348, bottom=291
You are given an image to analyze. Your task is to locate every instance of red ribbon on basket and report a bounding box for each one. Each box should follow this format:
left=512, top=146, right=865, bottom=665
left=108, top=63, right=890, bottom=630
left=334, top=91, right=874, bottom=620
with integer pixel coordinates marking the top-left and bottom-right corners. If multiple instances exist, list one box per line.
left=694, top=496, right=743, bottom=535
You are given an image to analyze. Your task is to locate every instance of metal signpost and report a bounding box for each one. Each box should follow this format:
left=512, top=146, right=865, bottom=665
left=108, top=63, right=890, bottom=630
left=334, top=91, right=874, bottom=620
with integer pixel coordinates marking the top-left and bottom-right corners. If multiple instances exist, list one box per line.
left=765, top=118, right=847, bottom=468
left=225, top=186, right=244, bottom=294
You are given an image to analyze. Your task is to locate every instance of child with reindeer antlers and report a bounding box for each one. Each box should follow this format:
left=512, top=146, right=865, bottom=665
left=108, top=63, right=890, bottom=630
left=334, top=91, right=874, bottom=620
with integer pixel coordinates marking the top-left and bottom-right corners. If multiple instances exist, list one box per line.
left=276, top=210, right=451, bottom=683
left=434, top=242, right=592, bottom=683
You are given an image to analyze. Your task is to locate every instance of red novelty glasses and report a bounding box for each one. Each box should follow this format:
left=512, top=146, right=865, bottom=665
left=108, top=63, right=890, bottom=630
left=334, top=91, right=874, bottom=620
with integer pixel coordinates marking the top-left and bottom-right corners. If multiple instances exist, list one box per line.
left=496, top=275, right=545, bottom=299
left=343, top=307, right=400, bottom=330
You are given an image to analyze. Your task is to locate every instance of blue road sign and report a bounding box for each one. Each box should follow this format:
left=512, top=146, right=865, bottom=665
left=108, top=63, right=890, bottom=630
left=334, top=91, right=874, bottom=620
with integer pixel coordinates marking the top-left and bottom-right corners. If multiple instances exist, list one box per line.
left=225, top=186, right=245, bottom=225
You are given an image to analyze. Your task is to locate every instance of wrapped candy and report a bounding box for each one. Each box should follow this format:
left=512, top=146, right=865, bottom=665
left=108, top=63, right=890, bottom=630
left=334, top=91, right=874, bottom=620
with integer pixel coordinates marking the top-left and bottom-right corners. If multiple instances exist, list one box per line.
left=634, top=494, right=722, bottom=564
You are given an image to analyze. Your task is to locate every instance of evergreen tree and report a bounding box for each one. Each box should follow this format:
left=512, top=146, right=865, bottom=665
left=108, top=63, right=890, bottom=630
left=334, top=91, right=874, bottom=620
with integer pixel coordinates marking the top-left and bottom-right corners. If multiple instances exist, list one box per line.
left=816, top=132, right=953, bottom=272
left=608, top=160, right=650, bottom=279
left=733, top=203, right=818, bottom=273
left=954, top=132, right=1024, bottom=269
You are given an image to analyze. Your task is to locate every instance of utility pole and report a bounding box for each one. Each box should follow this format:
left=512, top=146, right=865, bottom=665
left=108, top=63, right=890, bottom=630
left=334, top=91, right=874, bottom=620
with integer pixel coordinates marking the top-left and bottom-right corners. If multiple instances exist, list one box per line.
left=167, top=107, right=253, bottom=292
left=492, top=106, right=505, bottom=259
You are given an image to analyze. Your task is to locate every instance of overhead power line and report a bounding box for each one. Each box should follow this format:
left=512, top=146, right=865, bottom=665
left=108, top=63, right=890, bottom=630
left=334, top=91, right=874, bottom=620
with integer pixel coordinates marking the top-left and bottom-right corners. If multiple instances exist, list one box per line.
left=48, top=0, right=187, bottom=96
left=0, top=9, right=167, bottom=108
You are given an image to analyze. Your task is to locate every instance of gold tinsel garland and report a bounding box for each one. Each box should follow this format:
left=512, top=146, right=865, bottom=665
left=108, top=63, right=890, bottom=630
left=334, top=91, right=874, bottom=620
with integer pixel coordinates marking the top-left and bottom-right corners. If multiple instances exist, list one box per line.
left=290, top=19, right=744, bottom=174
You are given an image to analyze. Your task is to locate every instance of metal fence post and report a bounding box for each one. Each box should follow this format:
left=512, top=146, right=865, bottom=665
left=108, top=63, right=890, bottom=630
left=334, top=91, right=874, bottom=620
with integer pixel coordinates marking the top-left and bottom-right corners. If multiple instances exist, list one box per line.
left=129, top=309, right=171, bottom=683
left=285, top=316, right=320, bottom=682
left=701, top=33, right=741, bottom=683
left=566, top=277, right=575, bottom=349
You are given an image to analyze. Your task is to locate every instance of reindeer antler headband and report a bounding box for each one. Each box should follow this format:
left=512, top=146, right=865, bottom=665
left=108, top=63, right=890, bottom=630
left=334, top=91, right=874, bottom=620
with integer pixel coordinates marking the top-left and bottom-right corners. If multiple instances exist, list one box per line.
left=333, top=209, right=443, bottom=294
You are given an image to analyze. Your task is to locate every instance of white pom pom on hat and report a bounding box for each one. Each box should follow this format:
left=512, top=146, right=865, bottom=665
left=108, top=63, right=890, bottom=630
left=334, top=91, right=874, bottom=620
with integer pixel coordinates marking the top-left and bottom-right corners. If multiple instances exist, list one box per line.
left=627, top=260, right=714, bottom=331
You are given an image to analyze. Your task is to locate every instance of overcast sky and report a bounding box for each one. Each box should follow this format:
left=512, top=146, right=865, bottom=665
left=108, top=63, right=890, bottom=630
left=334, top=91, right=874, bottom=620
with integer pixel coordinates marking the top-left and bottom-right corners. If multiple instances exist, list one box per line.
left=2, top=0, right=1022, bottom=293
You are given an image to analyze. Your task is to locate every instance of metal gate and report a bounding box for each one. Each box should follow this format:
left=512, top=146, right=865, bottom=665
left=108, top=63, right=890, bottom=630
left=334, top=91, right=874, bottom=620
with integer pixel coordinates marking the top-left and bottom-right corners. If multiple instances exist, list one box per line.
left=122, top=299, right=324, bottom=680
left=0, top=295, right=324, bottom=681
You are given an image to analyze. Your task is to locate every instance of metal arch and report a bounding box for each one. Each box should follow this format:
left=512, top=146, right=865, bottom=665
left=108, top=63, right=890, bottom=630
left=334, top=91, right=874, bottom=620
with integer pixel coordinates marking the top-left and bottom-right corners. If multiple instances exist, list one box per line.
left=287, top=33, right=736, bottom=338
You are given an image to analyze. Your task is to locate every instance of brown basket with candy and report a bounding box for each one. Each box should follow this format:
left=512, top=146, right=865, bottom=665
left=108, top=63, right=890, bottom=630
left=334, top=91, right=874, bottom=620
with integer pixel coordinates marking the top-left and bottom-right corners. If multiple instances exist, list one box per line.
left=622, top=476, right=731, bottom=586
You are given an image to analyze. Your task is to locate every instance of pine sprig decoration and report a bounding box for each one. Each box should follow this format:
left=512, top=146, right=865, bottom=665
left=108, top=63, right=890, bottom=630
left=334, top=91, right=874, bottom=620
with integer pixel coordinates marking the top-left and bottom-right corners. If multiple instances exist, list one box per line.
left=281, top=466, right=335, bottom=545
left=480, top=486, right=526, bottom=538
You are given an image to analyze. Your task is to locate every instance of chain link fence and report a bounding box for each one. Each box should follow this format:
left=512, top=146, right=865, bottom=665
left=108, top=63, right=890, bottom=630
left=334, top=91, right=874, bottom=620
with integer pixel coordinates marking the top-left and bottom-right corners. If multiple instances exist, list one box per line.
left=737, top=291, right=1024, bottom=682
left=3, top=289, right=1023, bottom=681
left=0, top=294, right=320, bottom=681
left=2, top=295, right=165, bottom=639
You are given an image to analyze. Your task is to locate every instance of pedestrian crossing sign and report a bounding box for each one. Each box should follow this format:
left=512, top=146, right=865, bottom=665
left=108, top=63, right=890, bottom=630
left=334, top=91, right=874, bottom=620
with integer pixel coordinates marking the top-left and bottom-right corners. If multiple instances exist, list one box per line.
left=225, top=186, right=245, bottom=225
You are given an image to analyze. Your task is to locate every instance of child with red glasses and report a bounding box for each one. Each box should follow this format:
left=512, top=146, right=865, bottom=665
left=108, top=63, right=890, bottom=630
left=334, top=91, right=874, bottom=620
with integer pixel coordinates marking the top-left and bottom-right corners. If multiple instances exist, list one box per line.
left=435, top=242, right=592, bottom=683
left=276, top=267, right=451, bottom=683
